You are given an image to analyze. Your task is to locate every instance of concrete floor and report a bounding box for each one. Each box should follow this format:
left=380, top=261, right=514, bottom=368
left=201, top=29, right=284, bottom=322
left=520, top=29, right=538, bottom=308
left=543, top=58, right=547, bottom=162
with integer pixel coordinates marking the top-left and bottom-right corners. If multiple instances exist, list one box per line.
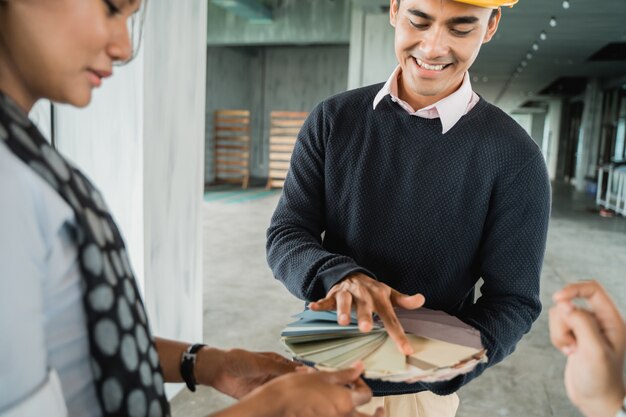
left=171, top=183, right=626, bottom=417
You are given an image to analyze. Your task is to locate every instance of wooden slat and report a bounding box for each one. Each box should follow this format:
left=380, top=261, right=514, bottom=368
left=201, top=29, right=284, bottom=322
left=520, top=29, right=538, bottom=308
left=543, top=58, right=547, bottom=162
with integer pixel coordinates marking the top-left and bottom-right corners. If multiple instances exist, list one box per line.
left=269, top=152, right=292, bottom=161
left=215, top=126, right=249, bottom=132
left=270, top=127, right=301, bottom=136
left=269, top=161, right=290, bottom=170
left=272, top=120, right=306, bottom=128
left=270, top=111, right=308, bottom=118
left=216, top=144, right=249, bottom=151
left=270, top=144, right=296, bottom=152
left=216, top=160, right=248, bottom=167
left=216, top=110, right=250, bottom=117
left=268, top=170, right=288, bottom=179
left=216, top=168, right=247, bottom=175
left=269, top=137, right=297, bottom=145
left=215, top=117, right=250, bottom=125
left=216, top=136, right=250, bottom=142
left=214, top=109, right=250, bottom=189
left=266, top=111, right=308, bottom=189
left=215, top=151, right=250, bottom=161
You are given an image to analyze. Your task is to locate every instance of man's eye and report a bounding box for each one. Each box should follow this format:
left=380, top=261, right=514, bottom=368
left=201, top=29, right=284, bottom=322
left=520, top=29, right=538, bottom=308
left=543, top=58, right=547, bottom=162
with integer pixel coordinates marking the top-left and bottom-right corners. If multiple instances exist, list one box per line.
left=409, top=20, right=429, bottom=30
left=451, top=28, right=473, bottom=36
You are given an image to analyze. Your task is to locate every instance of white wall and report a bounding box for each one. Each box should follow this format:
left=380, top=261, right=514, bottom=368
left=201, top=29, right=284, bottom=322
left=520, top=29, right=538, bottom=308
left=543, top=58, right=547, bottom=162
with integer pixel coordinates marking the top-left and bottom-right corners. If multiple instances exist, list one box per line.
left=29, top=100, right=53, bottom=143
left=142, top=1, right=207, bottom=363
left=55, top=55, right=146, bottom=289
left=52, top=0, right=207, bottom=398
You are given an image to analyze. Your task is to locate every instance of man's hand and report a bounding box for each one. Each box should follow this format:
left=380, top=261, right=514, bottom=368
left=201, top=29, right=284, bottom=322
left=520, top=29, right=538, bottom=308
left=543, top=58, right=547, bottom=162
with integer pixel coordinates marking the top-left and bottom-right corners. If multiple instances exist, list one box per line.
left=309, top=273, right=425, bottom=354
left=196, top=348, right=298, bottom=399
left=549, top=280, right=626, bottom=417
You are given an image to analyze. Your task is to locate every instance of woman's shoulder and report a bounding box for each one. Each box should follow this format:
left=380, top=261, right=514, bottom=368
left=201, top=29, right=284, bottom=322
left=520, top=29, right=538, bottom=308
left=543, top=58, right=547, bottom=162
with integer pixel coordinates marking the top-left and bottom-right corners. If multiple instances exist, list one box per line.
left=0, top=141, right=75, bottom=253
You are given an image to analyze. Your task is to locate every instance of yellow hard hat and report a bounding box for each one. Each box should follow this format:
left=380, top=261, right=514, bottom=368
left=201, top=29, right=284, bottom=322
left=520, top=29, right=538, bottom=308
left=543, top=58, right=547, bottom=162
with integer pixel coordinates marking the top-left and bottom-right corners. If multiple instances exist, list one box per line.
left=454, top=0, right=518, bottom=8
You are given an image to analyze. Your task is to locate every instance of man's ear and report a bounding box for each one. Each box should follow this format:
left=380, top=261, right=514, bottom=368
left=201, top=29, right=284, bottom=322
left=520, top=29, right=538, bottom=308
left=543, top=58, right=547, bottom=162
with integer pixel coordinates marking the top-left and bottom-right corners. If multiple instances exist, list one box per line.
left=390, top=0, right=399, bottom=28
left=483, top=8, right=501, bottom=44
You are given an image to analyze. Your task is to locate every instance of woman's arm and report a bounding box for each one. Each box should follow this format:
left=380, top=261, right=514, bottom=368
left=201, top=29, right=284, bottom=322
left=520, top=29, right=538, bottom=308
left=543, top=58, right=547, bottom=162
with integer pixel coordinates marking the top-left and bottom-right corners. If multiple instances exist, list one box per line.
left=154, top=337, right=295, bottom=397
left=154, top=337, right=382, bottom=417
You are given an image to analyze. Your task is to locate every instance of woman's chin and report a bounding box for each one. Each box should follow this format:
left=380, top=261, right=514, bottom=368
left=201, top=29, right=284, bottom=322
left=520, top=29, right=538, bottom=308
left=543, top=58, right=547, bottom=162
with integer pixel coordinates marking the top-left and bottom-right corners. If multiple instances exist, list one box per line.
left=64, top=89, right=93, bottom=108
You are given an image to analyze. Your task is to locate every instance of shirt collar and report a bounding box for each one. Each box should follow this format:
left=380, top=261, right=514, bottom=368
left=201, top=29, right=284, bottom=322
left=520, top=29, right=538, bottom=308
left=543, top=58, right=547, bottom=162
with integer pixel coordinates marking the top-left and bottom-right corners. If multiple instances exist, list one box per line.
left=373, top=66, right=476, bottom=134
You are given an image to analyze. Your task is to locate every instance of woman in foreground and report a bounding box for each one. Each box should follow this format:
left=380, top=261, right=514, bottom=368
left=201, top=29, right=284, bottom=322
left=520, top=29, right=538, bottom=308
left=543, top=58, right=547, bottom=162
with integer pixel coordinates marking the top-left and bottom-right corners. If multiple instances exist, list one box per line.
left=0, top=1, right=382, bottom=416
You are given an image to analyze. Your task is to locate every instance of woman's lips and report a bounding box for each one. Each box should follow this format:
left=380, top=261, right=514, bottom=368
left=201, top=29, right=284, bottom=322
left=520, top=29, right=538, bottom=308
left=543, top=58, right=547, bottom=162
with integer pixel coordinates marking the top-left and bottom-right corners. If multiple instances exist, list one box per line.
left=86, top=69, right=112, bottom=87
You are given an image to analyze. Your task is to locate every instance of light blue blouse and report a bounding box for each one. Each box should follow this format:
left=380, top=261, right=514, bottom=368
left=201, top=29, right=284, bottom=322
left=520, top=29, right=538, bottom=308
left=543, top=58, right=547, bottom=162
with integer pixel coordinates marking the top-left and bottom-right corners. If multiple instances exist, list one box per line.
left=0, top=141, right=100, bottom=416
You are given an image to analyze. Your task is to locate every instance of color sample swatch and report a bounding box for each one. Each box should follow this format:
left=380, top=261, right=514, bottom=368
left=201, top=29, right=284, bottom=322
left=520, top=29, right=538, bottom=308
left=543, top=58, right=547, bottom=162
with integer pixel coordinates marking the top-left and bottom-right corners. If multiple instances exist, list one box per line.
left=280, top=308, right=487, bottom=382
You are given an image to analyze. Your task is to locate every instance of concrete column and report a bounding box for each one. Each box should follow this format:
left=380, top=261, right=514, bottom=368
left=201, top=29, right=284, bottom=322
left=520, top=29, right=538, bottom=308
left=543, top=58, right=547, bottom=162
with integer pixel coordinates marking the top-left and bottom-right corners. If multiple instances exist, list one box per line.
left=510, top=114, right=532, bottom=135
left=347, top=6, right=365, bottom=90
left=52, top=0, right=207, bottom=397
left=347, top=5, right=396, bottom=89
left=542, top=99, right=562, bottom=182
left=575, top=80, right=604, bottom=191
left=530, top=112, right=546, bottom=149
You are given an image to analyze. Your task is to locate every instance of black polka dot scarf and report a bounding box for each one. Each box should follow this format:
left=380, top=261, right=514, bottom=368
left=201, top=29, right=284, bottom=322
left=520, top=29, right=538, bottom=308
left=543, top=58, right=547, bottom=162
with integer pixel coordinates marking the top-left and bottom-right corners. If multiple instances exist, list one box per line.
left=0, top=91, right=170, bottom=417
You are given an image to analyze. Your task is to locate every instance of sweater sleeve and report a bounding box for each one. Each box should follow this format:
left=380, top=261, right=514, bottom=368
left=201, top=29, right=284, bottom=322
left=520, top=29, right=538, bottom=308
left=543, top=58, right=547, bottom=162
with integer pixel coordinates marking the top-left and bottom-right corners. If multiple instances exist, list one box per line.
left=428, top=152, right=551, bottom=395
left=266, top=102, right=376, bottom=301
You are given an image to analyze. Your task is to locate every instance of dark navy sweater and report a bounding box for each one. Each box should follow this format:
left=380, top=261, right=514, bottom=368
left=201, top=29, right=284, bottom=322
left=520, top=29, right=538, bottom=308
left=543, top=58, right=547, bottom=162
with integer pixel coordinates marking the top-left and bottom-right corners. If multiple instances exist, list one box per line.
left=266, top=83, right=551, bottom=396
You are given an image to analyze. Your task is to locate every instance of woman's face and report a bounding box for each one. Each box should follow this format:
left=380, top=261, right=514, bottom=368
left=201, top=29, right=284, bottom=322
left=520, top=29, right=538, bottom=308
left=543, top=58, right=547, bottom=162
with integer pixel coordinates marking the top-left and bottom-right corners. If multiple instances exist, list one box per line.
left=0, top=0, right=140, bottom=109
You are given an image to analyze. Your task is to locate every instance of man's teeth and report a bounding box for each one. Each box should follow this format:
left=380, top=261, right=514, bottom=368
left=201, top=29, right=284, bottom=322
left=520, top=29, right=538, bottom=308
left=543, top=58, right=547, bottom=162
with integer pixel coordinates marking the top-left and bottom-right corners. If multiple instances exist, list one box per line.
left=416, top=58, right=446, bottom=71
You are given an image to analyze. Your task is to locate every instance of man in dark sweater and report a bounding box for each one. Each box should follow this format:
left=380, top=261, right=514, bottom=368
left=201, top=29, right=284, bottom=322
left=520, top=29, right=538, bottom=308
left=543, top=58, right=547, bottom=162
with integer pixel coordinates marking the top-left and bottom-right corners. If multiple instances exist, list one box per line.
left=267, top=0, right=551, bottom=415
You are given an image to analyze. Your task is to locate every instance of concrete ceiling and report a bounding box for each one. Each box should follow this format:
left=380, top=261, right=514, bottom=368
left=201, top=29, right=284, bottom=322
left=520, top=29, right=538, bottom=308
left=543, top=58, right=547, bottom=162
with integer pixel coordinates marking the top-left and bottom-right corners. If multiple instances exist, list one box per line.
left=355, top=0, right=626, bottom=112
left=475, top=0, right=626, bottom=112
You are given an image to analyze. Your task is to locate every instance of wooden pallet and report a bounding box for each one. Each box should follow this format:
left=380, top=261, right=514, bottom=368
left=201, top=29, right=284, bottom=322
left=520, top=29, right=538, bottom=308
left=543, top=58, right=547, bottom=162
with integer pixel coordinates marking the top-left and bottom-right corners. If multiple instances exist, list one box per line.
left=214, top=109, right=250, bottom=189
left=266, top=111, right=308, bottom=189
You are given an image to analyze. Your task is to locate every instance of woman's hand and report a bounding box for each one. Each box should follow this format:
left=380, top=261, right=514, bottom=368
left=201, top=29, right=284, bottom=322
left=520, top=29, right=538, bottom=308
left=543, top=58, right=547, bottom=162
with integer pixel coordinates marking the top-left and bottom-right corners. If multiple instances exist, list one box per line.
left=242, top=363, right=384, bottom=417
left=196, top=348, right=298, bottom=399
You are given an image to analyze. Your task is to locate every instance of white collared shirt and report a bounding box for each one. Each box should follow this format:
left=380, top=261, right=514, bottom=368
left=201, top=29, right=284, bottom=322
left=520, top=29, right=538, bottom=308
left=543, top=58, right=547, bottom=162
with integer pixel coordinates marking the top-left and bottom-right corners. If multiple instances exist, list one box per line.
left=373, top=66, right=480, bottom=134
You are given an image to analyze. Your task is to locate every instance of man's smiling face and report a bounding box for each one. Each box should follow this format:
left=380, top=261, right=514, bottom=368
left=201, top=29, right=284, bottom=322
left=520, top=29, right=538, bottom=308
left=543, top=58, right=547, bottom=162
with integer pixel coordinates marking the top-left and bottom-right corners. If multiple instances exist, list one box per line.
left=390, top=0, right=500, bottom=109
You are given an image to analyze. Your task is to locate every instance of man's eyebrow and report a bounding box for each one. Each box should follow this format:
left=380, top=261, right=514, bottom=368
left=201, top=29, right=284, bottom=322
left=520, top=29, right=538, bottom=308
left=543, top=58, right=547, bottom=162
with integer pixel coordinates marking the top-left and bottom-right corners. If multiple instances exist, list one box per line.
left=407, top=9, right=479, bottom=25
left=407, top=9, right=434, bottom=21
left=447, top=16, right=479, bottom=25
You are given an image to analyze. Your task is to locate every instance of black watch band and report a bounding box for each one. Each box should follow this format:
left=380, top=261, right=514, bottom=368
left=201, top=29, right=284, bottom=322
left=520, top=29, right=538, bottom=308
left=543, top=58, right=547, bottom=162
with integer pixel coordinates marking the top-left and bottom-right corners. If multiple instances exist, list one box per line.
left=180, top=343, right=207, bottom=392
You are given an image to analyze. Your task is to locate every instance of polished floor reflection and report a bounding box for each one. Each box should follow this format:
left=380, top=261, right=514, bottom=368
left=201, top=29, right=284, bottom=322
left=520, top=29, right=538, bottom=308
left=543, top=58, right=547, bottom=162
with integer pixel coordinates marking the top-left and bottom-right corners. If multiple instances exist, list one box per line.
left=172, top=182, right=626, bottom=417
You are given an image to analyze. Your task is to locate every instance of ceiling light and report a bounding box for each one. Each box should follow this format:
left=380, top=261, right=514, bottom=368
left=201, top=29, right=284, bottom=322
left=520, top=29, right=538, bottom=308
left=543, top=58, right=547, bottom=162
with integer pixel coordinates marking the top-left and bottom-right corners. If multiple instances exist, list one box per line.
left=521, top=60, right=527, bottom=67
left=532, top=42, right=539, bottom=51
left=540, top=31, right=547, bottom=41
left=526, top=52, right=533, bottom=60
left=550, top=17, right=557, bottom=27
left=562, top=0, right=570, bottom=9
left=482, top=76, right=489, bottom=82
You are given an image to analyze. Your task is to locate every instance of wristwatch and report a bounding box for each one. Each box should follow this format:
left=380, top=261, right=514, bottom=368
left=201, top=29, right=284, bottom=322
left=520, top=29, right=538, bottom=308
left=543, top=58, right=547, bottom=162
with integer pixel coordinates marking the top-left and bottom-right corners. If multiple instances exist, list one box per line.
left=180, top=343, right=207, bottom=392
